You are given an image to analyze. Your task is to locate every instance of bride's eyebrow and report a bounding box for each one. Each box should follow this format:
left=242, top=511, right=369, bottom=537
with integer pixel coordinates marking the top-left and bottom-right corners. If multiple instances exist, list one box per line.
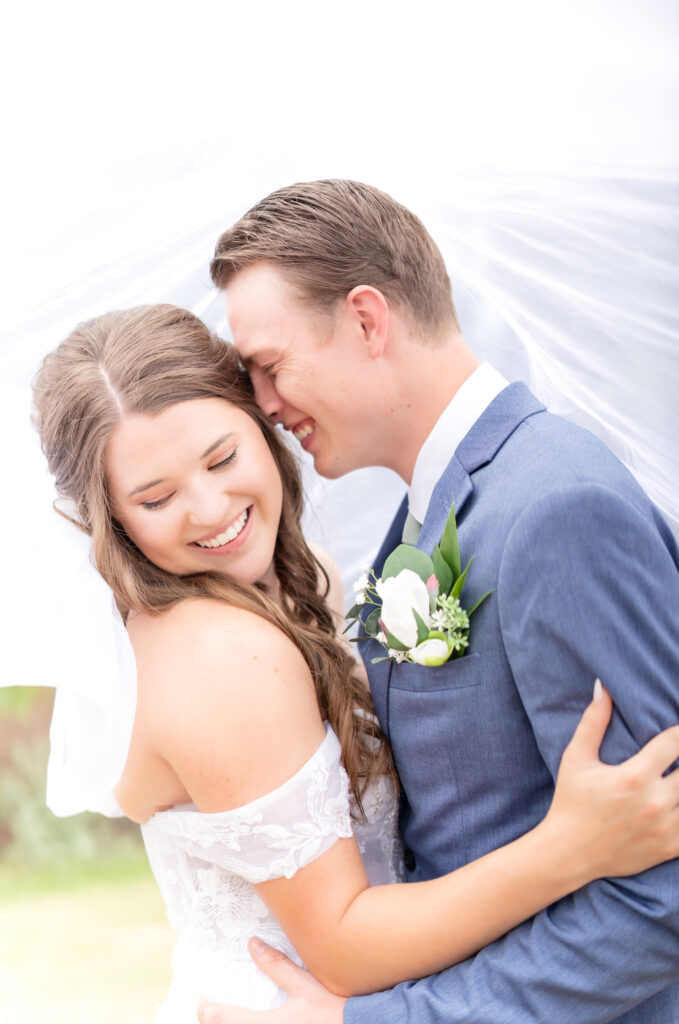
left=128, top=477, right=165, bottom=498
left=127, top=433, right=236, bottom=498
left=201, top=432, right=235, bottom=458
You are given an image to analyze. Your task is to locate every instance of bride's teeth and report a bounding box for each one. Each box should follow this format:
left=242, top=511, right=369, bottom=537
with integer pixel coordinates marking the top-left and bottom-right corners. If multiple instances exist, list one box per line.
left=196, top=510, right=248, bottom=548
left=293, top=423, right=313, bottom=441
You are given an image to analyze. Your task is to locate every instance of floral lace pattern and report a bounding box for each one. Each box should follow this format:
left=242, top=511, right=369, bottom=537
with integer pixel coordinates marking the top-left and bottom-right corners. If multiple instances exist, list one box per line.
left=140, top=724, right=401, bottom=1019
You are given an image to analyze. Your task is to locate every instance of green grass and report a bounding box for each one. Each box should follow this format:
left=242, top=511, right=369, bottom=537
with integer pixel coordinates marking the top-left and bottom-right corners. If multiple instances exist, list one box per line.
left=0, top=842, right=151, bottom=899
left=0, top=854, right=174, bottom=1024
left=0, top=687, right=47, bottom=718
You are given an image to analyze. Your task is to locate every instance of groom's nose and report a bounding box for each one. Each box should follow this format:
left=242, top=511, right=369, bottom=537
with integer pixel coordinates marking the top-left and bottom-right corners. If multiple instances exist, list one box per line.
left=251, top=369, right=283, bottom=421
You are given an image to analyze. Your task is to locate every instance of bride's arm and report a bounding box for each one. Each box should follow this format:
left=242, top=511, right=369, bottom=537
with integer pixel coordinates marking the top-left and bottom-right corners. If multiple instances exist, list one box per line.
left=261, top=694, right=679, bottom=996
left=139, top=599, right=679, bottom=998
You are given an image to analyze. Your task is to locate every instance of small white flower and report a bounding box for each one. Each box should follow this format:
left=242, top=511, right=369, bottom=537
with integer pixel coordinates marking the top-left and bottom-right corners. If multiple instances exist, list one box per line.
left=376, top=631, right=387, bottom=645
left=356, top=592, right=366, bottom=605
left=360, top=561, right=372, bottom=573
left=353, top=573, right=370, bottom=593
left=430, top=610, right=448, bottom=631
left=409, top=637, right=451, bottom=666
left=388, top=648, right=409, bottom=663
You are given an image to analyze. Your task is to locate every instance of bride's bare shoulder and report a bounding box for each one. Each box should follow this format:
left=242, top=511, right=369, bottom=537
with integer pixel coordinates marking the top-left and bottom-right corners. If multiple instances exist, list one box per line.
left=128, top=597, right=294, bottom=659
left=128, top=598, right=313, bottom=711
left=126, top=598, right=325, bottom=812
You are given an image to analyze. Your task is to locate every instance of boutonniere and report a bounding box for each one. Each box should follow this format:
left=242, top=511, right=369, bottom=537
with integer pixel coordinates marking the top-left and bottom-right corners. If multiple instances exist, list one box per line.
left=346, top=502, right=491, bottom=666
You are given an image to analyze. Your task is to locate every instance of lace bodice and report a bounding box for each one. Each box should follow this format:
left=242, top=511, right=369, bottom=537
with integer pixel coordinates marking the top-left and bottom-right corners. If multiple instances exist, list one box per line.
left=141, top=724, right=402, bottom=1021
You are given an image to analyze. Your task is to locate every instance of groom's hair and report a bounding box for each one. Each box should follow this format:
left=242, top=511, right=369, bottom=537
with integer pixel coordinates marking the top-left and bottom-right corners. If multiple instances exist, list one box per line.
left=210, top=180, right=458, bottom=339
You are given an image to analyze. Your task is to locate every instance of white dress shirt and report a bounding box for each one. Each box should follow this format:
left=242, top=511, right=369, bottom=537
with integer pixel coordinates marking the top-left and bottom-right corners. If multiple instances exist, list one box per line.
left=408, top=362, right=509, bottom=525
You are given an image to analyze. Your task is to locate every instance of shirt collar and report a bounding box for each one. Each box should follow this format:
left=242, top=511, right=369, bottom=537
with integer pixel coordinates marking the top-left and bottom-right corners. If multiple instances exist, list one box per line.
left=408, top=362, right=509, bottom=523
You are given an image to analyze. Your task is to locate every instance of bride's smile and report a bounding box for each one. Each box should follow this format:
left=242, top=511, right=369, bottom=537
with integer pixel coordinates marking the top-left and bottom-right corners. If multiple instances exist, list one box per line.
left=105, top=397, right=283, bottom=587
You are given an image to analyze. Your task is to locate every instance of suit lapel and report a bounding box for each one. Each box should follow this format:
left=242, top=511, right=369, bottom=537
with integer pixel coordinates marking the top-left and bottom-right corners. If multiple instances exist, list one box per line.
left=365, top=383, right=545, bottom=738
left=373, top=494, right=408, bottom=577
left=418, top=382, right=545, bottom=555
left=418, top=456, right=473, bottom=554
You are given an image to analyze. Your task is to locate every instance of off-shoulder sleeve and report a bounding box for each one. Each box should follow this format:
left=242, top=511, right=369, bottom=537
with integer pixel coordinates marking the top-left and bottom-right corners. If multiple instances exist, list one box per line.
left=145, top=724, right=353, bottom=884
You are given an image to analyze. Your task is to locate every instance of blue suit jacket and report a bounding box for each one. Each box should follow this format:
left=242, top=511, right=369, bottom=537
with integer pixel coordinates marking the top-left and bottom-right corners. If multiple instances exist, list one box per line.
left=346, top=383, right=679, bottom=1023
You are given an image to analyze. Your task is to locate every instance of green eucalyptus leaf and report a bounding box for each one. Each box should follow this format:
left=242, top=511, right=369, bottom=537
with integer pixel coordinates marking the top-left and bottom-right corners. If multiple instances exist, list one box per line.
left=432, top=544, right=453, bottom=594
left=413, top=609, right=431, bottom=644
left=451, top=556, right=473, bottom=599
left=439, top=501, right=461, bottom=580
left=382, top=545, right=435, bottom=584
left=364, top=607, right=381, bottom=635
left=467, top=589, right=493, bottom=617
left=345, top=603, right=361, bottom=621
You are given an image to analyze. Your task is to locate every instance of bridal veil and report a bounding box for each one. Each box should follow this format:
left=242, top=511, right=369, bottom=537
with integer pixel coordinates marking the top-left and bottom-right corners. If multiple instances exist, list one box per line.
left=0, top=0, right=676, bottom=816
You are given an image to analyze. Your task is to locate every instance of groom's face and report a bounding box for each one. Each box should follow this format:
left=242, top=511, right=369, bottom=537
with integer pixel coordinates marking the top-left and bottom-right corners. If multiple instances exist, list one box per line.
left=225, top=262, right=376, bottom=479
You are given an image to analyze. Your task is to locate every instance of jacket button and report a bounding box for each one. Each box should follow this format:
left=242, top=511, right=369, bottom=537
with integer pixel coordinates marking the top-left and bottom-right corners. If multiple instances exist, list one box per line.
left=404, top=848, right=416, bottom=872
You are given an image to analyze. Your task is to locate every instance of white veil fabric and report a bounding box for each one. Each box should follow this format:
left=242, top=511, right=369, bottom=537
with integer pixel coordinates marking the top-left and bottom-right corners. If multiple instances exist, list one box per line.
left=0, top=0, right=677, bottom=818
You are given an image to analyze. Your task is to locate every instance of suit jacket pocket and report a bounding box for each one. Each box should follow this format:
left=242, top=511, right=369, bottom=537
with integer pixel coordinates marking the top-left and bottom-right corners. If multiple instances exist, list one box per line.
left=389, top=651, right=483, bottom=693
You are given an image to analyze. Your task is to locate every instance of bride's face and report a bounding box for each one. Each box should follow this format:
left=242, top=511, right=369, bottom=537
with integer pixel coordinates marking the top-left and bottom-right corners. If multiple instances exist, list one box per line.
left=105, top=397, right=284, bottom=587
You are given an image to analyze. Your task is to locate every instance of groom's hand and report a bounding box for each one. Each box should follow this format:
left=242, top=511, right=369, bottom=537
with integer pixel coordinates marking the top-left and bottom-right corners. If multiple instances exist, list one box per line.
left=197, top=938, right=347, bottom=1024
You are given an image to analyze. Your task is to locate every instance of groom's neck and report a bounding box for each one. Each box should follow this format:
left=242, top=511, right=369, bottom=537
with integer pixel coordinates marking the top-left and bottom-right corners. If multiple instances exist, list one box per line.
left=379, top=331, right=479, bottom=484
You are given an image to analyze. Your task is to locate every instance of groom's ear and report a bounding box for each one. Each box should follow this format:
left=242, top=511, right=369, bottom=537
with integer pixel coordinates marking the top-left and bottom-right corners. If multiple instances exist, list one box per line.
left=345, top=286, right=389, bottom=359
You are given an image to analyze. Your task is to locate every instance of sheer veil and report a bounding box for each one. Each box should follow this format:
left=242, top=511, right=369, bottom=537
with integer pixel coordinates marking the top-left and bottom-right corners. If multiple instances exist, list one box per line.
left=1, top=1, right=676, bottom=816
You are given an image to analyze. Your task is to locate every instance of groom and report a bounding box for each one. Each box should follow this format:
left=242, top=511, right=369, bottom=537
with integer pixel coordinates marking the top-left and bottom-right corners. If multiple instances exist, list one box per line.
left=203, top=180, right=679, bottom=1023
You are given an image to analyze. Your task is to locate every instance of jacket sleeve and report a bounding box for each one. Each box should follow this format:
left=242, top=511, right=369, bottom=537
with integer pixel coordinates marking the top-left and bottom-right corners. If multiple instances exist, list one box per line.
left=345, top=482, right=679, bottom=1024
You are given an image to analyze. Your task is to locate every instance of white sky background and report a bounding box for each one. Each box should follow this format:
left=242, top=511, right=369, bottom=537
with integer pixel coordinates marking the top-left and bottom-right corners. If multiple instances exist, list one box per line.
left=0, top=0, right=677, bottom=590
left=1, top=0, right=677, bottom=328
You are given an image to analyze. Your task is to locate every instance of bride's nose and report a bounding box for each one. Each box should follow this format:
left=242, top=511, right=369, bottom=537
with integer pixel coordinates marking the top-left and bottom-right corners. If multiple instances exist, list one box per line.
left=186, top=480, right=230, bottom=527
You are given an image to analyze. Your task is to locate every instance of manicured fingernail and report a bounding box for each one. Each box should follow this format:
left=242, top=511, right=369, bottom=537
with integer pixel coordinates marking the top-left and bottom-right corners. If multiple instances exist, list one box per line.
left=593, top=678, right=603, bottom=702
left=250, top=936, right=267, bottom=953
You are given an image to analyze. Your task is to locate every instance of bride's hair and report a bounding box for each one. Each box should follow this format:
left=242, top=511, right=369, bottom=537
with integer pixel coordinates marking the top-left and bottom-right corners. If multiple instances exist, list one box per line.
left=33, top=304, right=393, bottom=811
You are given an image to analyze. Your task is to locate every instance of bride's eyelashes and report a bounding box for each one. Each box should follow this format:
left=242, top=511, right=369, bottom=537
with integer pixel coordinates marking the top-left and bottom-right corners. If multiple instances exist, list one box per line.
left=139, top=450, right=239, bottom=511
left=139, top=495, right=173, bottom=512
left=208, top=450, right=238, bottom=471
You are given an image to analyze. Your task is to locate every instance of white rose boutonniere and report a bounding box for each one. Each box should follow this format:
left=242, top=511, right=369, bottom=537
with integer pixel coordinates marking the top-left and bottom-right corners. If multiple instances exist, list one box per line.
left=374, top=569, right=430, bottom=649
left=346, top=500, right=491, bottom=667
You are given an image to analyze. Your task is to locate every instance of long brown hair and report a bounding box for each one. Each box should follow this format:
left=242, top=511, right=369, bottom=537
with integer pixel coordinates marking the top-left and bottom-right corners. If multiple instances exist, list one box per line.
left=33, top=304, right=393, bottom=811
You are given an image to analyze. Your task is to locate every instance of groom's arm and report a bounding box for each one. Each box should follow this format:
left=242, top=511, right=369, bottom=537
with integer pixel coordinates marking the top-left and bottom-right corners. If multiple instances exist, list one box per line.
left=345, top=482, right=679, bottom=1024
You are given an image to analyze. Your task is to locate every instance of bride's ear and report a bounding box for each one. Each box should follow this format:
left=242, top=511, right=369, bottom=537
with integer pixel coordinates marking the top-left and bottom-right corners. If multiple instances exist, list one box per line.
left=345, top=286, right=389, bottom=359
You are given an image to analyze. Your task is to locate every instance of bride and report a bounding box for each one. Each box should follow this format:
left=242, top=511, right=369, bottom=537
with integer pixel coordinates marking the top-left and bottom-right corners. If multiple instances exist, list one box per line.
left=32, top=303, right=679, bottom=1022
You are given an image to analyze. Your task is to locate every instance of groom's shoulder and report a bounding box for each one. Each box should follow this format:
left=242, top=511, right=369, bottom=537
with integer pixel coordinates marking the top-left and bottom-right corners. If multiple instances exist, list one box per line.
left=495, top=404, right=640, bottom=500
left=468, top=402, right=673, bottom=545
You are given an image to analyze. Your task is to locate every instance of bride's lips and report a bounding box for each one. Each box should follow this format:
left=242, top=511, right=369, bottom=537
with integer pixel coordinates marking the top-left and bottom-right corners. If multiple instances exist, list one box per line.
left=189, top=506, right=253, bottom=555
left=288, top=418, right=315, bottom=451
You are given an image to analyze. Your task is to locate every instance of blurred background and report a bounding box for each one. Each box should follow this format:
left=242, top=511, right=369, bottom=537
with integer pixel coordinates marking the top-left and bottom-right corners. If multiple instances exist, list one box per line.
left=0, top=687, right=173, bottom=1022
left=0, top=1, right=677, bottom=1021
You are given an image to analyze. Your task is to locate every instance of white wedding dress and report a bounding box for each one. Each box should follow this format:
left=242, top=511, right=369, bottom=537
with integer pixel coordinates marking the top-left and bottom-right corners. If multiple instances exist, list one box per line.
left=0, top=513, right=401, bottom=1020
left=140, top=724, right=403, bottom=1021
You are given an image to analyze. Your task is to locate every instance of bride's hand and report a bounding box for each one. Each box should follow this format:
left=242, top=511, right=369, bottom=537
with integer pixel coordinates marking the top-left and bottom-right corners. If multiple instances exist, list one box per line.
left=544, top=681, right=679, bottom=882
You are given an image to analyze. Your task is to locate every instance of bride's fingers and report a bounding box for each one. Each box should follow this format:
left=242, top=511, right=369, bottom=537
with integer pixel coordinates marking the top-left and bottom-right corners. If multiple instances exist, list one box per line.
left=197, top=998, right=257, bottom=1023
left=248, top=937, right=319, bottom=998
left=561, top=680, right=613, bottom=762
left=624, top=724, right=679, bottom=780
